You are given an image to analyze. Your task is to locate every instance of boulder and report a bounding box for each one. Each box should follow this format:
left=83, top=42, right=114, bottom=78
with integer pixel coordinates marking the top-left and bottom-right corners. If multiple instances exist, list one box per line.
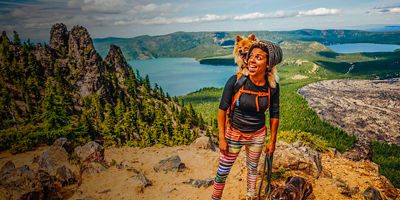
left=83, top=162, right=107, bottom=177
left=343, top=137, right=372, bottom=161
left=183, top=178, right=214, bottom=188
left=131, top=172, right=152, bottom=187
left=38, top=146, right=71, bottom=176
left=74, top=141, right=104, bottom=163
left=336, top=178, right=359, bottom=197
left=0, top=165, right=59, bottom=200
left=0, top=160, right=15, bottom=175
left=363, top=186, right=383, bottom=200
left=55, top=165, right=76, bottom=186
left=153, top=155, right=186, bottom=173
left=191, top=136, right=216, bottom=151
left=52, top=137, right=73, bottom=154
left=270, top=141, right=322, bottom=178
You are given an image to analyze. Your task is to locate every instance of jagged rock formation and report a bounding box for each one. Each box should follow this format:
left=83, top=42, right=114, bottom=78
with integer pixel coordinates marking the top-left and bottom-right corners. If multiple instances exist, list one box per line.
left=0, top=23, right=131, bottom=119
left=104, top=44, right=130, bottom=86
left=1, top=23, right=205, bottom=153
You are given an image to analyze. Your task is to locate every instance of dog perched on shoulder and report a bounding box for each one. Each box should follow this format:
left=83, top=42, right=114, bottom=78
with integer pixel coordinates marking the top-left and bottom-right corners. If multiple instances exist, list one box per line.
left=269, top=176, right=313, bottom=200
left=233, top=34, right=258, bottom=76
left=234, top=34, right=279, bottom=88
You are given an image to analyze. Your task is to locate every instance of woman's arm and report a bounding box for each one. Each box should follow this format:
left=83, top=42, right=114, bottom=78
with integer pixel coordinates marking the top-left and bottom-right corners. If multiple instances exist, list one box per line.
left=265, top=118, right=279, bottom=156
left=218, top=109, right=228, bottom=156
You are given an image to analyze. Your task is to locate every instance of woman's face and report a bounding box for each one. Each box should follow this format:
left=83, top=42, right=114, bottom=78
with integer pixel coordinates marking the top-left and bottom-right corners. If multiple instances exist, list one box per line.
left=248, top=48, right=268, bottom=77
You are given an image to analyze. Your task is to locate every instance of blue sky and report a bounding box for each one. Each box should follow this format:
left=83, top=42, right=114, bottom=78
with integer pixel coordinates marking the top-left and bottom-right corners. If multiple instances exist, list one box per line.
left=0, top=0, right=400, bottom=41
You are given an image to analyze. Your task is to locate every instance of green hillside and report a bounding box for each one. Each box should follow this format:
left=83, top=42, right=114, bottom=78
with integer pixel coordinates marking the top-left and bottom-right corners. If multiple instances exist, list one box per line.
left=94, top=29, right=400, bottom=60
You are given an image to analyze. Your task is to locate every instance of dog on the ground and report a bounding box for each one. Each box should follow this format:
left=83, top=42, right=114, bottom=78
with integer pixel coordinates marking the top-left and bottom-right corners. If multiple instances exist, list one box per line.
left=233, top=34, right=258, bottom=76
left=269, top=176, right=313, bottom=200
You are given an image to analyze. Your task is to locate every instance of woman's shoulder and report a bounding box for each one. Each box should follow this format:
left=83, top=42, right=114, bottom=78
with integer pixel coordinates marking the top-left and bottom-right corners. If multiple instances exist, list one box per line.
left=227, top=74, right=238, bottom=83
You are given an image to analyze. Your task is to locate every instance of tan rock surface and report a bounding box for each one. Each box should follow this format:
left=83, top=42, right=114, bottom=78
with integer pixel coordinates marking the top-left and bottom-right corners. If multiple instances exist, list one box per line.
left=1, top=144, right=398, bottom=200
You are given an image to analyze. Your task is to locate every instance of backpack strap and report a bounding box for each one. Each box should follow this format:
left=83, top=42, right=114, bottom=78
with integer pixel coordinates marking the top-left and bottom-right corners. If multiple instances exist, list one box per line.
left=226, top=73, right=271, bottom=126
left=233, top=75, right=247, bottom=94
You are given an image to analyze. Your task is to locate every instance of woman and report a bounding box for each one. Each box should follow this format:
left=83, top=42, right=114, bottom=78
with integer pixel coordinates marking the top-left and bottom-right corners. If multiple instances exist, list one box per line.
left=212, top=40, right=282, bottom=200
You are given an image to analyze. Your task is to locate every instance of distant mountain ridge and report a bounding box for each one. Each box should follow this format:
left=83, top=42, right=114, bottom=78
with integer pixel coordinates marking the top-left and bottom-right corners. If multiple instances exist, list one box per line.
left=93, top=29, right=400, bottom=60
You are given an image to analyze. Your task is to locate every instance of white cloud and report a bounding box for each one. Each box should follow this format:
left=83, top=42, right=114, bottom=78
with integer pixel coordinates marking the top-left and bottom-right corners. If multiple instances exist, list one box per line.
left=373, top=4, right=400, bottom=9
left=389, top=8, right=400, bottom=13
left=233, top=12, right=265, bottom=20
left=68, top=0, right=127, bottom=13
left=265, top=10, right=298, bottom=18
left=127, top=3, right=182, bottom=14
left=232, top=8, right=339, bottom=21
left=369, top=4, right=400, bottom=15
left=298, top=8, right=340, bottom=16
left=115, top=14, right=228, bottom=25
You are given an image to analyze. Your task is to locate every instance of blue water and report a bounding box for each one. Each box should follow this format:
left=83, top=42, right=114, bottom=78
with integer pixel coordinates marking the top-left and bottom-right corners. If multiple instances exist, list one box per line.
left=327, top=43, right=400, bottom=54
left=128, top=58, right=236, bottom=96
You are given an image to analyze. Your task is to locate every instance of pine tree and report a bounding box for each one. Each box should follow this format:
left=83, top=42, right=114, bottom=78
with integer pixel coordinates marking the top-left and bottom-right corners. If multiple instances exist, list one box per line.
left=115, top=98, right=125, bottom=122
left=12, top=31, right=21, bottom=45
left=187, top=102, right=197, bottom=126
left=102, top=103, right=117, bottom=147
left=144, top=74, right=151, bottom=90
left=198, top=114, right=205, bottom=130
left=41, top=79, right=70, bottom=131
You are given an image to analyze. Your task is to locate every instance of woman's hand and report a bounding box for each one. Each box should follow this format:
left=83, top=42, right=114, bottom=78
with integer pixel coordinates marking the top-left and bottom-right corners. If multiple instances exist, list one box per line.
left=219, top=137, right=228, bottom=156
left=264, top=140, right=276, bottom=156
left=218, top=109, right=228, bottom=156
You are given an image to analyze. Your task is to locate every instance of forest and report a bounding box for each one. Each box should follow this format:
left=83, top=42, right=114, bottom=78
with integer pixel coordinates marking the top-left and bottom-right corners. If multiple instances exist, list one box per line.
left=0, top=26, right=207, bottom=154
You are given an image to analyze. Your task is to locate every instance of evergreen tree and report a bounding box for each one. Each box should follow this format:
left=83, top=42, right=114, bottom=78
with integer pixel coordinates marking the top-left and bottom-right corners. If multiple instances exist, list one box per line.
left=13, top=31, right=21, bottom=45
left=102, top=103, right=117, bottom=147
left=198, top=114, right=205, bottom=130
left=115, top=98, right=125, bottom=121
left=41, top=79, right=70, bottom=131
left=144, top=74, right=151, bottom=90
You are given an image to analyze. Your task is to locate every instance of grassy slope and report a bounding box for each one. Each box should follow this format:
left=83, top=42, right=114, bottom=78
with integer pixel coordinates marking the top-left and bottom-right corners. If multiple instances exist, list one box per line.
left=181, top=40, right=400, bottom=187
left=93, top=30, right=400, bottom=60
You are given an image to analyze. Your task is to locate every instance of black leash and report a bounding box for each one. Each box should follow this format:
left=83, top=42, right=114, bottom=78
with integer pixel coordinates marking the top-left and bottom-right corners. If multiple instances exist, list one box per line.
left=258, top=152, right=274, bottom=200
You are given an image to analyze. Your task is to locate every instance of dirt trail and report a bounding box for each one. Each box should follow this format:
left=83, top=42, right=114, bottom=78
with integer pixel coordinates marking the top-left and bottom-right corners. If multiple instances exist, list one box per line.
left=1, top=144, right=398, bottom=200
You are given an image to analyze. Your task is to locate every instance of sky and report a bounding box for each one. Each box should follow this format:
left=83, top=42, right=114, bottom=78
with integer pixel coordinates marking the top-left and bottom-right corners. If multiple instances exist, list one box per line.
left=1, top=0, right=400, bottom=41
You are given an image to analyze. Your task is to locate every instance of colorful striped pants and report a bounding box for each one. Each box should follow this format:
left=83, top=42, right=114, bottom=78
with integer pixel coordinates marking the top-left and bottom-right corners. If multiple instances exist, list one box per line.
left=212, top=126, right=266, bottom=200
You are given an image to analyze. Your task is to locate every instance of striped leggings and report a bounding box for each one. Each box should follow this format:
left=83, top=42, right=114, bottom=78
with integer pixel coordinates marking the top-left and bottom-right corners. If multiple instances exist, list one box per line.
left=212, top=126, right=266, bottom=200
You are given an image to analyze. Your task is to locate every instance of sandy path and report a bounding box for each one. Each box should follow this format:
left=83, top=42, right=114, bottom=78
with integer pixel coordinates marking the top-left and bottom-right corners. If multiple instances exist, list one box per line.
left=1, top=144, right=399, bottom=199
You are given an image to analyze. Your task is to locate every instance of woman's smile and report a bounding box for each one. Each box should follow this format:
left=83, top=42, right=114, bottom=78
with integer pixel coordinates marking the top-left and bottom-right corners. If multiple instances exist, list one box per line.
left=248, top=48, right=267, bottom=76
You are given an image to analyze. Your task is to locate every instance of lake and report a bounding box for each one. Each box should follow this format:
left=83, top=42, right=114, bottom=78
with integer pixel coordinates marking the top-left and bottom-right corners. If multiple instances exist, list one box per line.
left=327, top=43, right=400, bottom=54
left=128, top=58, right=236, bottom=96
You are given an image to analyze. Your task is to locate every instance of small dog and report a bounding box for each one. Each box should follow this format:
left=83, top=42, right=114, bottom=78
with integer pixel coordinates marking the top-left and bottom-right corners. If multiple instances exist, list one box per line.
left=233, top=34, right=258, bottom=76
left=233, top=34, right=279, bottom=88
left=269, top=176, right=313, bottom=200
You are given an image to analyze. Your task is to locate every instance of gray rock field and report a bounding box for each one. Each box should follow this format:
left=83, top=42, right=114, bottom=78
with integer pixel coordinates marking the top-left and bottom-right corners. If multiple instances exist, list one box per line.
left=298, top=78, right=400, bottom=145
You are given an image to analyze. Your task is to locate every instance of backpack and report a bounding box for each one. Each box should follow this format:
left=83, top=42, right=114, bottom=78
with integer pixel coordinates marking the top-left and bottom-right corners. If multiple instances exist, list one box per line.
left=225, top=73, right=271, bottom=135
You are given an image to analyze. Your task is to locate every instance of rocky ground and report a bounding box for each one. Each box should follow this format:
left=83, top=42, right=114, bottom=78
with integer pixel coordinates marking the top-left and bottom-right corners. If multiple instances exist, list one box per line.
left=298, top=78, right=400, bottom=145
left=0, top=137, right=398, bottom=200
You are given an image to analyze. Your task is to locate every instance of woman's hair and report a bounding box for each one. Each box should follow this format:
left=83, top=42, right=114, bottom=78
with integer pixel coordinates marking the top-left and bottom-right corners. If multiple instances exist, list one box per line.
left=245, top=40, right=283, bottom=88
left=245, top=40, right=282, bottom=71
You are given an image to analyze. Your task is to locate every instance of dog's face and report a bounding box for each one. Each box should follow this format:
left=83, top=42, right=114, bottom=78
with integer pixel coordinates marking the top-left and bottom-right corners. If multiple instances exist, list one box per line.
left=269, top=186, right=297, bottom=200
left=233, top=34, right=258, bottom=66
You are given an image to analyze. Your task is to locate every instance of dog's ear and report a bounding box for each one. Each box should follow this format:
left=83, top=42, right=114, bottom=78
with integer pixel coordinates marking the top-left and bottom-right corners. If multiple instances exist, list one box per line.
left=236, top=35, right=243, bottom=43
left=248, top=34, right=257, bottom=41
